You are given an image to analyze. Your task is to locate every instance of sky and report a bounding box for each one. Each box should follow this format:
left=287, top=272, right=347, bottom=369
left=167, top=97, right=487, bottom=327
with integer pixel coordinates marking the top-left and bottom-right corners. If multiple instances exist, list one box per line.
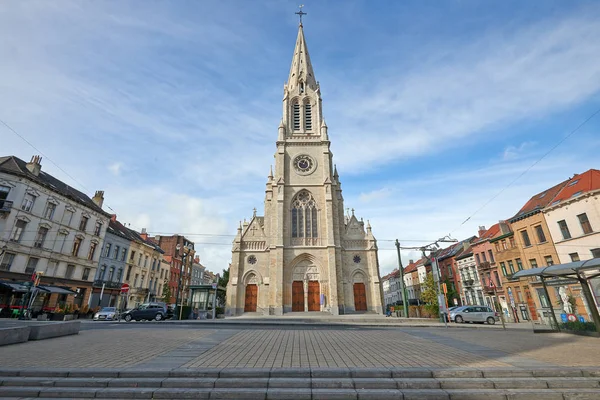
left=1, top=0, right=599, bottom=276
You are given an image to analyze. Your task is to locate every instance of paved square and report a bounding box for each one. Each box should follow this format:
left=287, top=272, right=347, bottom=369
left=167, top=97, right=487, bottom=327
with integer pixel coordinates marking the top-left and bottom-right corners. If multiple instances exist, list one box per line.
left=1, top=325, right=599, bottom=370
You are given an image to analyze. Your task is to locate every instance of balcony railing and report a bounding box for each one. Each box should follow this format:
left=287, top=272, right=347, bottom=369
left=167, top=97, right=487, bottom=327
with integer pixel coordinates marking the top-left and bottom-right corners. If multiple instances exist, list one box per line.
left=0, top=200, right=13, bottom=213
left=478, top=261, right=491, bottom=270
left=462, top=279, right=475, bottom=287
left=92, top=280, right=122, bottom=289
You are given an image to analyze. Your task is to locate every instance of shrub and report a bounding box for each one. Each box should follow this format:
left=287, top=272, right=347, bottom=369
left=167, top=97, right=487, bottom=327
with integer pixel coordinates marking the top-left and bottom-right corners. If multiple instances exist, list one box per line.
left=561, top=321, right=597, bottom=332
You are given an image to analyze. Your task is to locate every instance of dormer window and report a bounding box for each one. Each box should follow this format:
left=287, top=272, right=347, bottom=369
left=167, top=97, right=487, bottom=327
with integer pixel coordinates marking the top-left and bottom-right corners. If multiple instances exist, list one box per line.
left=293, top=103, right=301, bottom=130
left=304, top=103, right=312, bottom=131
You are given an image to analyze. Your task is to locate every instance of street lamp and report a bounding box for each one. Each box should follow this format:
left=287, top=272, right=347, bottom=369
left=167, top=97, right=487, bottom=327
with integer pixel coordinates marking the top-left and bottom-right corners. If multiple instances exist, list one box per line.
left=175, top=243, right=190, bottom=320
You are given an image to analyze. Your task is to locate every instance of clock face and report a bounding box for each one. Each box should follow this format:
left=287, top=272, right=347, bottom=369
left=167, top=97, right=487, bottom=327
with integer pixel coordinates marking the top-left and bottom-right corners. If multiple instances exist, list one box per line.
left=294, top=155, right=315, bottom=174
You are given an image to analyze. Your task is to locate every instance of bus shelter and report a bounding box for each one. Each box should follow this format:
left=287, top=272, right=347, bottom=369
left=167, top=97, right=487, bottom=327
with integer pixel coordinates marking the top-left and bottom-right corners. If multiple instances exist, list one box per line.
left=189, top=284, right=226, bottom=319
left=512, top=258, right=600, bottom=333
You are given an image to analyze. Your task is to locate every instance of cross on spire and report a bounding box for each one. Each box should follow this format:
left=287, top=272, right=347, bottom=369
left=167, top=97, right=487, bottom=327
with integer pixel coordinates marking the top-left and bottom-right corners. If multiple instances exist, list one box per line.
left=295, top=4, right=306, bottom=25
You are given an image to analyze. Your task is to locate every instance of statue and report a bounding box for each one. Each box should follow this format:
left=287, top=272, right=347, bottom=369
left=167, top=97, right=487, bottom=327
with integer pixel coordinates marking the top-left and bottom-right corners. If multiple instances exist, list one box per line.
left=559, top=287, right=572, bottom=314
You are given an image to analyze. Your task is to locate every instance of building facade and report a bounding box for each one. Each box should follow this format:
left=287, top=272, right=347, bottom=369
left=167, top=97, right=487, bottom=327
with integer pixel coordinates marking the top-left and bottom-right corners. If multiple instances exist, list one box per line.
left=89, top=216, right=132, bottom=308
left=226, top=24, right=383, bottom=316
left=542, top=169, right=600, bottom=316
left=154, top=235, right=195, bottom=306
left=471, top=224, right=503, bottom=311
left=0, top=155, right=110, bottom=310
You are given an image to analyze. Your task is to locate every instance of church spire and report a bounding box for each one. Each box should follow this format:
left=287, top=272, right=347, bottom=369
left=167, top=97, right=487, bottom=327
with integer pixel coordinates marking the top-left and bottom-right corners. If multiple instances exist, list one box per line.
left=287, top=23, right=318, bottom=93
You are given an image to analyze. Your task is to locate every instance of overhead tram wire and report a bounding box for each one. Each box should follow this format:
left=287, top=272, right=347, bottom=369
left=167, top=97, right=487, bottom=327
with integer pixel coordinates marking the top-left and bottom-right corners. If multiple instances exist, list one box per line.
left=0, top=118, right=117, bottom=213
left=452, top=105, right=600, bottom=233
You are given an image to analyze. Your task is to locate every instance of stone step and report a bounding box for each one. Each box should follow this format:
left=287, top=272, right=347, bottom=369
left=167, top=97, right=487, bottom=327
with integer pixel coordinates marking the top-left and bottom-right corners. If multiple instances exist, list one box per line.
left=1, top=387, right=600, bottom=399
left=1, top=368, right=599, bottom=399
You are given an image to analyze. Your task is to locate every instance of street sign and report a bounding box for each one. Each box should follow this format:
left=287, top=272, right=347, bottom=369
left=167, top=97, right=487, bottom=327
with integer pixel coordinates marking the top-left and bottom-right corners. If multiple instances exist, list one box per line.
left=211, top=283, right=217, bottom=289
left=121, top=283, right=130, bottom=293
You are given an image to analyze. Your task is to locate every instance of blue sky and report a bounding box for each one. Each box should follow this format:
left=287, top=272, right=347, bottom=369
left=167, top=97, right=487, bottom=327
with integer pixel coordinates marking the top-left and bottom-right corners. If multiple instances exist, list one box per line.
left=1, top=1, right=599, bottom=275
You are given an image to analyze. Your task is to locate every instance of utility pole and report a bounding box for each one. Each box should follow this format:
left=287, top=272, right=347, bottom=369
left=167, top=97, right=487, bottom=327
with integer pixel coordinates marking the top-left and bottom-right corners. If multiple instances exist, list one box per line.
left=395, top=240, right=409, bottom=318
left=212, top=273, right=220, bottom=320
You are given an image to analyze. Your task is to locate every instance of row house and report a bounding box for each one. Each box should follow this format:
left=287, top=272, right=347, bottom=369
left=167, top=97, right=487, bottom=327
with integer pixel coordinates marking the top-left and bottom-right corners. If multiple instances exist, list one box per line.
left=191, top=257, right=206, bottom=286
left=89, top=216, right=134, bottom=308
left=455, top=243, right=483, bottom=306
left=124, top=228, right=165, bottom=307
left=155, top=235, right=195, bottom=305
left=471, top=224, right=503, bottom=311
left=434, top=238, right=474, bottom=307
left=0, top=155, right=110, bottom=311
left=404, top=260, right=422, bottom=303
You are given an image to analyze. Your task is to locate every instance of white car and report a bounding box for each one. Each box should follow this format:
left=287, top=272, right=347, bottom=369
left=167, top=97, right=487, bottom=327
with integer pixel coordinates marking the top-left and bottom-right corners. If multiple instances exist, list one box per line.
left=93, top=307, right=119, bottom=321
left=450, top=306, right=498, bottom=324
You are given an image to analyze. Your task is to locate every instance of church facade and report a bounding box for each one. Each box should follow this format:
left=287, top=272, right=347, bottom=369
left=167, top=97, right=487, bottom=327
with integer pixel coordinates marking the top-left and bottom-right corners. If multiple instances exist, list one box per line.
left=226, top=23, right=384, bottom=316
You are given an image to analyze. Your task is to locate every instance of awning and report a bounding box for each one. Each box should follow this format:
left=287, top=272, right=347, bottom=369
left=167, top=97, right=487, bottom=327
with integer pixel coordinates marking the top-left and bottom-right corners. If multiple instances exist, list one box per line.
left=512, top=258, right=600, bottom=280
left=0, top=281, right=29, bottom=293
left=37, top=285, right=77, bottom=295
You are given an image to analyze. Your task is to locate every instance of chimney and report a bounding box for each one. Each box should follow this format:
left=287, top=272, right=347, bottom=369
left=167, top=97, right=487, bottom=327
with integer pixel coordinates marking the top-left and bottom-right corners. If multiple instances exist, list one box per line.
left=92, top=190, right=104, bottom=208
left=110, top=214, right=117, bottom=222
left=409, top=259, right=414, bottom=265
left=498, top=220, right=511, bottom=235
left=478, top=226, right=486, bottom=238
left=25, top=155, right=42, bottom=176
left=140, top=228, right=148, bottom=240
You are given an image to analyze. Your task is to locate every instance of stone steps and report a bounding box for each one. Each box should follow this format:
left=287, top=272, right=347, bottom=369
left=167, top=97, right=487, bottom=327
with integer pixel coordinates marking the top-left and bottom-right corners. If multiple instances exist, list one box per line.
left=0, top=367, right=599, bottom=399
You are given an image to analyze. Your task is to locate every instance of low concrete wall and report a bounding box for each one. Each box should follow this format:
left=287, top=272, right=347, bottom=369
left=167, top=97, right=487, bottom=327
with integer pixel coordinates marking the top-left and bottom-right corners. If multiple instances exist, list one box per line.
left=0, top=326, right=30, bottom=346
left=28, top=321, right=81, bottom=341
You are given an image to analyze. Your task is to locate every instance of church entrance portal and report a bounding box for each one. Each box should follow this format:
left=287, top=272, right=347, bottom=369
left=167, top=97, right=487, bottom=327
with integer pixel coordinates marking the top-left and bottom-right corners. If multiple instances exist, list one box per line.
left=353, top=283, right=367, bottom=311
left=292, top=281, right=304, bottom=311
left=244, top=284, right=258, bottom=312
left=308, top=281, right=320, bottom=311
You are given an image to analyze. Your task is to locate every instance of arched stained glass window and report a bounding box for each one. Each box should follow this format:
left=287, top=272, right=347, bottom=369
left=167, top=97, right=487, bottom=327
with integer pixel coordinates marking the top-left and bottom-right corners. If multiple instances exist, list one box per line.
left=291, top=190, right=318, bottom=238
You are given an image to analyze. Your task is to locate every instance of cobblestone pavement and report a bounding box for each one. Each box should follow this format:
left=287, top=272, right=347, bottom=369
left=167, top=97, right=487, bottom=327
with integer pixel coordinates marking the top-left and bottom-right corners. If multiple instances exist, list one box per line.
left=0, top=329, right=210, bottom=368
left=415, top=327, right=600, bottom=367
left=1, top=326, right=599, bottom=369
left=182, top=329, right=509, bottom=369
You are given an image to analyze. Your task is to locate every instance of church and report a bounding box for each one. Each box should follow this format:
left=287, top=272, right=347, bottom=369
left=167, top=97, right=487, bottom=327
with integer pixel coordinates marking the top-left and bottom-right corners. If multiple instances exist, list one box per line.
left=226, top=21, right=384, bottom=316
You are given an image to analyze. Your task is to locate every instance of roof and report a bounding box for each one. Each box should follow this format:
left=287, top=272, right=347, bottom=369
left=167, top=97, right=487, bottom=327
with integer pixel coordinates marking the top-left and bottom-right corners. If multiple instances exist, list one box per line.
left=546, top=169, right=600, bottom=207
left=125, top=227, right=165, bottom=254
left=475, top=223, right=500, bottom=243
left=107, top=218, right=139, bottom=242
left=510, top=179, right=569, bottom=221
left=455, top=245, right=473, bottom=261
left=0, top=156, right=109, bottom=216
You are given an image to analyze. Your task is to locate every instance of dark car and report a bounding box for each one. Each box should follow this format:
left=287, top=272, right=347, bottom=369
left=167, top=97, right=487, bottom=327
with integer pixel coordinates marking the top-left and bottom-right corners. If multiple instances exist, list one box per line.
left=122, top=302, right=168, bottom=322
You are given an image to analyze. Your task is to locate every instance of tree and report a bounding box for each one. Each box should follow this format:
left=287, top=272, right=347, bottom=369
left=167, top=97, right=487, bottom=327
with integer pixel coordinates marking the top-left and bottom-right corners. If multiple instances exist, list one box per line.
left=420, top=272, right=439, bottom=316
left=217, top=268, right=229, bottom=305
left=162, top=279, right=171, bottom=304
left=443, top=278, right=459, bottom=307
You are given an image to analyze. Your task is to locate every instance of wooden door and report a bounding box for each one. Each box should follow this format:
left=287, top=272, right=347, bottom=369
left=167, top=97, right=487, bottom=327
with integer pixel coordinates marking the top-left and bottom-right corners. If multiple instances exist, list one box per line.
left=308, top=281, right=320, bottom=311
left=292, top=281, right=304, bottom=312
left=353, top=283, right=367, bottom=311
left=244, top=284, right=257, bottom=312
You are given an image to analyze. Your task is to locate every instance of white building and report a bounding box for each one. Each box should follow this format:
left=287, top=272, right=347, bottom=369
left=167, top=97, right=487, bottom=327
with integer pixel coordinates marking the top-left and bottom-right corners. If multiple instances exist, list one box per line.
left=543, top=169, right=600, bottom=308
left=455, top=245, right=484, bottom=305
left=0, top=155, right=110, bottom=309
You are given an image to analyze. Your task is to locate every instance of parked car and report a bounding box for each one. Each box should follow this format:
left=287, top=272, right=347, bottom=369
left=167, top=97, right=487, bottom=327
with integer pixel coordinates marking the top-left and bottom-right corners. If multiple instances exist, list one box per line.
left=93, top=307, right=119, bottom=321
left=122, top=302, right=168, bottom=322
left=450, top=305, right=498, bottom=324
left=443, top=306, right=460, bottom=322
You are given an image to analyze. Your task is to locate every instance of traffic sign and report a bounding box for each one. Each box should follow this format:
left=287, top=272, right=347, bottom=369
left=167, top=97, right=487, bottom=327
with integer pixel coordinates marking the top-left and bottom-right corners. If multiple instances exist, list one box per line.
left=211, top=283, right=217, bottom=289
left=121, top=283, right=130, bottom=293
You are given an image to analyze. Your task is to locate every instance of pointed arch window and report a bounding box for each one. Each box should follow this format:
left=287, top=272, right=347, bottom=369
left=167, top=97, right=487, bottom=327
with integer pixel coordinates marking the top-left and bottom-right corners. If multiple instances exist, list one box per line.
left=292, top=103, right=301, bottom=130
left=291, top=190, right=318, bottom=238
left=304, top=103, right=312, bottom=131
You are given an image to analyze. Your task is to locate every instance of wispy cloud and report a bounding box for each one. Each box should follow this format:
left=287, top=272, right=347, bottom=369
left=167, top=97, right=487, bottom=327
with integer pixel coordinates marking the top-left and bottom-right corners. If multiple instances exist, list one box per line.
left=1, top=1, right=599, bottom=276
